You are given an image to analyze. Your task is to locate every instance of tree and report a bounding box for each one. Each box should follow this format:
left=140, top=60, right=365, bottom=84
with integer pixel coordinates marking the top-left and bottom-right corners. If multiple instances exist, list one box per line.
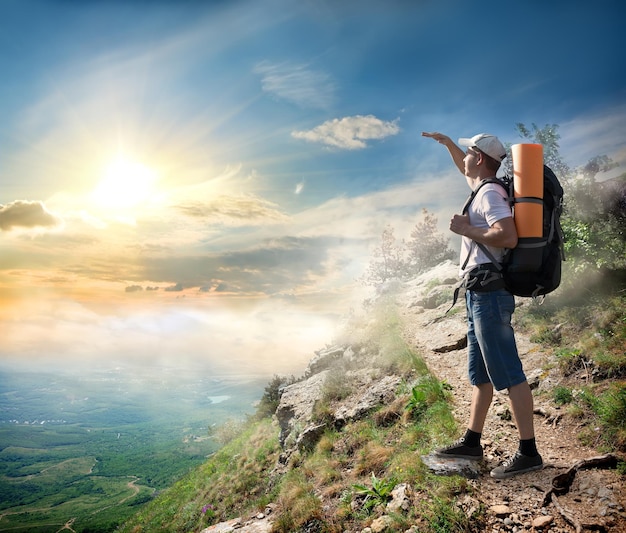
left=362, top=225, right=408, bottom=285
left=362, top=211, right=454, bottom=286
left=255, top=374, right=296, bottom=419
left=514, top=122, right=571, bottom=179
left=513, top=123, right=625, bottom=270
left=405, top=208, right=455, bottom=275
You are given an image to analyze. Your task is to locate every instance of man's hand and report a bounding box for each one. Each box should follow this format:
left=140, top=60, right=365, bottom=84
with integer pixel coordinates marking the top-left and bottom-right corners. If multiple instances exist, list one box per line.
left=450, top=214, right=471, bottom=236
left=421, top=131, right=453, bottom=145
left=422, top=131, right=466, bottom=175
left=450, top=215, right=518, bottom=249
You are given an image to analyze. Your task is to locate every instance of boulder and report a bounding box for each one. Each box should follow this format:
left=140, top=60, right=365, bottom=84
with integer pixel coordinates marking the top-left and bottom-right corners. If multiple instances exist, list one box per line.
left=275, top=371, right=328, bottom=448
left=334, top=374, right=401, bottom=426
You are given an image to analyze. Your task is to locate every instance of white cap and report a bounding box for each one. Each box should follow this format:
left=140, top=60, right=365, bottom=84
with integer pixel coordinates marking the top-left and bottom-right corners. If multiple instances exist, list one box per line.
left=458, top=133, right=506, bottom=161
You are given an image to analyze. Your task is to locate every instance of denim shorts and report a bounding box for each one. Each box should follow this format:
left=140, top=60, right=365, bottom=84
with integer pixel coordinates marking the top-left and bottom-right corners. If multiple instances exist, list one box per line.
left=465, top=288, right=526, bottom=391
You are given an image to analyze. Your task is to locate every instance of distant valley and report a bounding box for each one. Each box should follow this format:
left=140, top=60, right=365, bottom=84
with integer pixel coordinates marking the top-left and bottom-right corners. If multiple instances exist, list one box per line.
left=0, top=363, right=267, bottom=532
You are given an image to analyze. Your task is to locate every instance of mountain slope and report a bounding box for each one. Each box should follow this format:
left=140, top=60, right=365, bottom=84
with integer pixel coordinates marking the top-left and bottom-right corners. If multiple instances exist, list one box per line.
left=119, top=261, right=626, bottom=533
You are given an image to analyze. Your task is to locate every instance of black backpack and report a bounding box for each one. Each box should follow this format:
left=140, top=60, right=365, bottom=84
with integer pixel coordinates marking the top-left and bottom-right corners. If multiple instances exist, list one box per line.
left=463, top=165, right=565, bottom=298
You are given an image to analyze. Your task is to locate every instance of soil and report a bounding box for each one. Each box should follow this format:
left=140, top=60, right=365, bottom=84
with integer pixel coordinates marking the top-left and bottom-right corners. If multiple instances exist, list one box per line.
left=397, top=270, right=626, bottom=532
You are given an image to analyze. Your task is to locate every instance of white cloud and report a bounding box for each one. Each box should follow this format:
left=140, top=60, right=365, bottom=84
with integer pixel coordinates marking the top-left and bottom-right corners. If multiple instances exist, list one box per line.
left=292, top=115, right=400, bottom=150
left=560, top=103, right=626, bottom=170
left=254, top=60, right=335, bottom=109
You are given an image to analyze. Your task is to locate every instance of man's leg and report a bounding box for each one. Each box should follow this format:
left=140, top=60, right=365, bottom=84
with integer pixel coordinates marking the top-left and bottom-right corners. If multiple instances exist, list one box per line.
left=508, top=380, right=534, bottom=440
left=468, top=382, right=493, bottom=434
left=490, top=380, right=543, bottom=478
left=434, top=383, right=492, bottom=460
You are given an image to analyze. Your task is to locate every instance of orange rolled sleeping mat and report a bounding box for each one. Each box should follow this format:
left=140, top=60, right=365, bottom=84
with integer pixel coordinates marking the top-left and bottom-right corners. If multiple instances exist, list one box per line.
left=511, top=143, right=543, bottom=238
left=507, top=143, right=546, bottom=272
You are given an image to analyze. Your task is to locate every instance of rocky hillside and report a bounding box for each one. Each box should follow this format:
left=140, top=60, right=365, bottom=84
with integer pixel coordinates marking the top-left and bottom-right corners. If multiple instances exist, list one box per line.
left=123, top=261, right=626, bottom=533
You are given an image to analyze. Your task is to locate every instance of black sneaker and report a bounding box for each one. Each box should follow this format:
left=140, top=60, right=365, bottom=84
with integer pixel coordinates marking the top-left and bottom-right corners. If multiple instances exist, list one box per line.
left=434, top=438, right=483, bottom=460
left=490, top=451, right=543, bottom=479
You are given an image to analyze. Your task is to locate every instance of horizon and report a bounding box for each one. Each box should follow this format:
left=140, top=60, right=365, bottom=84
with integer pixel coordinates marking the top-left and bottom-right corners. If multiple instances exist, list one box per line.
left=1, top=0, right=625, bottom=378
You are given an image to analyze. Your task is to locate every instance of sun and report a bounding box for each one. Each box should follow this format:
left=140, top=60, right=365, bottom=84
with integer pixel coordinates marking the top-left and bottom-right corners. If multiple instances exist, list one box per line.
left=92, top=155, right=158, bottom=209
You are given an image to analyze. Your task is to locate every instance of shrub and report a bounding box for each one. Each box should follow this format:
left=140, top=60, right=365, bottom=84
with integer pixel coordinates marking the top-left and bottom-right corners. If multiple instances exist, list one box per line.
left=553, top=386, right=573, bottom=405
left=406, top=376, right=452, bottom=419
left=352, top=472, right=397, bottom=514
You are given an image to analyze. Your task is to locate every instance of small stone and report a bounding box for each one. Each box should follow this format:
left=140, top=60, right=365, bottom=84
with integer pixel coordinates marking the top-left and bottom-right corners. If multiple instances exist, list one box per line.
left=490, top=505, right=511, bottom=517
left=370, top=515, right=394, bottom=533
left=532, top=515, right=553, bottom=528
left=495, top=405, right=512, bottom=420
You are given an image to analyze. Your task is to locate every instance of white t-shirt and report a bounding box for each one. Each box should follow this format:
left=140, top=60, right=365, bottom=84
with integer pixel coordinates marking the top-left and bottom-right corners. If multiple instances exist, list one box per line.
left=459, top=182, right=512, bottom=276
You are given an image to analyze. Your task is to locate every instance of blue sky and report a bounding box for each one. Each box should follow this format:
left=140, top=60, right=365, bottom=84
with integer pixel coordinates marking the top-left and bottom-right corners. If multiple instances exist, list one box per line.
left=1, top=0, right=624, bottom=377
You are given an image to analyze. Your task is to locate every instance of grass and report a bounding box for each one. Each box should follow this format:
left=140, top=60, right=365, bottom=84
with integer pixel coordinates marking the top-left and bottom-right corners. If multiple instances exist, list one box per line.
left=518, top=265, right=626, bottom=451
left=118, top=264, right=626, bottom=532
left=117, top=419, right=282, bottom=532
left=119, top=296, right=480, bottom=533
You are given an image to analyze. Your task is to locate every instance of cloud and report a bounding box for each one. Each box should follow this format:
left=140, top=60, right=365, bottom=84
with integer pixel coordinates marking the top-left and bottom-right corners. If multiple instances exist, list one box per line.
left=254, top=60, right=335, bottom=109
left=560, top=103, right=626, bottom=170
left=0, top=200, right=62, bottom=231
left=164, top=283, right=185, bottom=292
left=292, top=115, right=400, bottom=150
left=176, top=194, right=288, bottom=225
left=136, top=234, right=343, bottom=294
left=125, top=285, right=143, bottom=293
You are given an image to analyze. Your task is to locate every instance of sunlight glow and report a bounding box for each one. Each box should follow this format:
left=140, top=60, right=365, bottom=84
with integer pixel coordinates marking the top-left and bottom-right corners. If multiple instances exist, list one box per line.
left=92, top=156, right=158, bottom=209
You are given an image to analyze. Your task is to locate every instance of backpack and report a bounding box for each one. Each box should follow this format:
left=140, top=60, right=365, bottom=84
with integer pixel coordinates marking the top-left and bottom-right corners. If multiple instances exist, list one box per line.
left=462, top=165, right=565, bottom=299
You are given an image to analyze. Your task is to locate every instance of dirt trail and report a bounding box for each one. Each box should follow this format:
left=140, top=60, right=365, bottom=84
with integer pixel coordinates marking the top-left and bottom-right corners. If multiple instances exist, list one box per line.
left=396, top=265, right=626, bottom=532
left=119, top=476, right=141, bottom=505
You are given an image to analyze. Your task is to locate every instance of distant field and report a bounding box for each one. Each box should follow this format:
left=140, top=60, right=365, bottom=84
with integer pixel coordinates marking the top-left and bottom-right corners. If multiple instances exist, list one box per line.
left=0, top=366, right=266, bottom=532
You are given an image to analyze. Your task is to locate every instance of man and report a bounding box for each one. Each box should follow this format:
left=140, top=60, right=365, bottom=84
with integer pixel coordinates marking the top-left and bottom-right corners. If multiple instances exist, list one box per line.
left=422, top=131, right=543, bottom=479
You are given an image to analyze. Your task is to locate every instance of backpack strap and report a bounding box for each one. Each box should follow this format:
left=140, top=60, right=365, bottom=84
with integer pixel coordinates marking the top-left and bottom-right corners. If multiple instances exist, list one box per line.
left=446, top=179, right=508, bottom=313
left=459, top=178, right=508, bottom=272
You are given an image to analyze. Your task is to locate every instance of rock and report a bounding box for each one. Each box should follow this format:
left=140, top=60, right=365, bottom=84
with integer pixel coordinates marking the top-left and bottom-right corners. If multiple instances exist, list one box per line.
left=370, top=515, right=394, bottom=533
left=526, top=368, right=543, bottom=389
left=414, top=288, right=448, bottom=309
left=386, top=483, right=411, bottom=512
left=421, top=454, right=483, bottom=479
left=457, top=494, right=481, bottom=519
left=419, top=318, right=467, bottom=354
left=490, top=504, right=511, bottom=517
left=531, top=515, right=553, bottom=528
left=200, top=518, right=241, bottom=532
left=495, top=405, right=512, bottom=421
left=306, top=345, right=347, bottom=376
left=295, top=423, right=326, bottom=452
left=200, top=515, right=275, bottom=533
left=334, top=375, right=401, bottom=425
left=275, top=370, right=328, bottom=447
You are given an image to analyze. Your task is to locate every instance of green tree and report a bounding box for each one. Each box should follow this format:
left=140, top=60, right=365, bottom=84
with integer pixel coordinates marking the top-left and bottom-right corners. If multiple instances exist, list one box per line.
left=255, top=374, right=295, bottom=419
left=362, top=211, right=454, bottom=286
left=362, top=225, right=408, bottom=285
left=513, top=123, right=625, bottom=270
left=405, top=208, right=455, bottom=275
left=514, top=122, right=571, bottom=178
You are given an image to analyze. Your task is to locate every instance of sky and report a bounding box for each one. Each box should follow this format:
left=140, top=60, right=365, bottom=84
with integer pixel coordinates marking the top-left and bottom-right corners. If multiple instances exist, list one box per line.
left=1, top=0, right=625, bottom=378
